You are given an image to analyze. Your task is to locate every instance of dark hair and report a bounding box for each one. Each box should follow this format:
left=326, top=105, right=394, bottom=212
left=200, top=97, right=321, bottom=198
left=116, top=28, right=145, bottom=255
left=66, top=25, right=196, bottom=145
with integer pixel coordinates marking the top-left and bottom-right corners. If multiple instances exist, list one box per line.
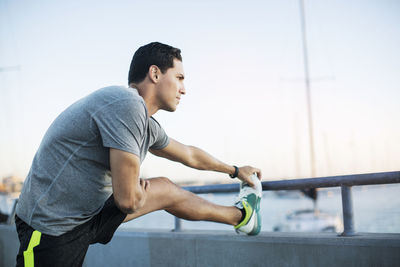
left=128, top=42, right=182, bottom=84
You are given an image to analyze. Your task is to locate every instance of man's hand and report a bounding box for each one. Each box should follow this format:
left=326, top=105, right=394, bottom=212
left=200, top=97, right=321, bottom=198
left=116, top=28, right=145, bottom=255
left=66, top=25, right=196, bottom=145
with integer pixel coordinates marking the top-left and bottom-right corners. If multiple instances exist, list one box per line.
left=237, top=166, right=262, bottom=188
left=136, top=178, right=150, bottom=209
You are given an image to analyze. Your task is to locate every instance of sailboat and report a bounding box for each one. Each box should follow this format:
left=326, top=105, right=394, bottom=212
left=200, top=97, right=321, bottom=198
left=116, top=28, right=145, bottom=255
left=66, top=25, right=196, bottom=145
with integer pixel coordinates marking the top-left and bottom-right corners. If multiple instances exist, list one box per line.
left=273, top=188, right=343, bottom=232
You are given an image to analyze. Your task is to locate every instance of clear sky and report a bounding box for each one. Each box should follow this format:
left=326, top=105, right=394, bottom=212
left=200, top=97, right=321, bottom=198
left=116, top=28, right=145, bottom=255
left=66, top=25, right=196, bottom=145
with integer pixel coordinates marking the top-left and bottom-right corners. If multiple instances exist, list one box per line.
left=1, top=0, right=399, bottom=183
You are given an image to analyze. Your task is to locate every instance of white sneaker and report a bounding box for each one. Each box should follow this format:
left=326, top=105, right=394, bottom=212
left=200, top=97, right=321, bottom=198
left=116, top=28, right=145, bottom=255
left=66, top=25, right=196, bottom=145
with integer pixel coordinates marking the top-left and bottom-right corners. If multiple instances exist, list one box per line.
left=234, top=173, right=262, bottom=235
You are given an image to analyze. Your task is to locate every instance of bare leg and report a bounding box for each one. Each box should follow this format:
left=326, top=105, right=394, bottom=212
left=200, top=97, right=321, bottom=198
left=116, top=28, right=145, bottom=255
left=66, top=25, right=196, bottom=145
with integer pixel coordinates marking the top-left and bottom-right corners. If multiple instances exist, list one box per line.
left=123, top=177, right=242, bottom=225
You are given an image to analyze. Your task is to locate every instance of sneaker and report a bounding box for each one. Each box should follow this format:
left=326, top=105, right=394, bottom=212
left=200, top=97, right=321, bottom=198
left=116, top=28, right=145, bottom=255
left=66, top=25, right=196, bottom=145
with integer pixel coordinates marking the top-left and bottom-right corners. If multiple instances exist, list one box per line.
left=234, top=173, right=262, bottom=235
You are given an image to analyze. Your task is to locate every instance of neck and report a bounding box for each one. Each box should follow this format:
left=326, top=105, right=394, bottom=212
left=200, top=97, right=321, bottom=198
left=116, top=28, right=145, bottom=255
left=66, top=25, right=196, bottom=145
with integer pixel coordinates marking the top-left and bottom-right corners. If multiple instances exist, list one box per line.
left=129, top=83, right=159, bottom=117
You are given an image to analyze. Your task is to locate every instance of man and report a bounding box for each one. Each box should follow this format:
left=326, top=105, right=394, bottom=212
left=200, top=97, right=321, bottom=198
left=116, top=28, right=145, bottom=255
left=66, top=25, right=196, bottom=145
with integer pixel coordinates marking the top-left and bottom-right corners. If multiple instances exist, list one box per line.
left=15, top=42, right=262, bottom=266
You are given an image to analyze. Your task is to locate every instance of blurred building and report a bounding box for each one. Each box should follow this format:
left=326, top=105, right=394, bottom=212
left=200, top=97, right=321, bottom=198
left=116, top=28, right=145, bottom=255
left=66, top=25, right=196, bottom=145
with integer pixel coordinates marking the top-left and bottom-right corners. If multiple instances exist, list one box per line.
left=0, top=176, right=23, bottom=193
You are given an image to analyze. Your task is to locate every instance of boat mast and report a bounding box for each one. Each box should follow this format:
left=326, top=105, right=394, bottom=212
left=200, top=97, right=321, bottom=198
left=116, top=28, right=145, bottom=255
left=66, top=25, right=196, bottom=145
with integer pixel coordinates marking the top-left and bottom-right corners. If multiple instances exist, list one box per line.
left=299, top=0, right=316, bottom=177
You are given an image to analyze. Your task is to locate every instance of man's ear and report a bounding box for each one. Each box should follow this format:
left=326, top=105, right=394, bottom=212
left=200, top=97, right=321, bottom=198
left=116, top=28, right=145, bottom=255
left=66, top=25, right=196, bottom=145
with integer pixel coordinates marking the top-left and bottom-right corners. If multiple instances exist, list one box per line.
left=149, top=65, right=160, bottom=83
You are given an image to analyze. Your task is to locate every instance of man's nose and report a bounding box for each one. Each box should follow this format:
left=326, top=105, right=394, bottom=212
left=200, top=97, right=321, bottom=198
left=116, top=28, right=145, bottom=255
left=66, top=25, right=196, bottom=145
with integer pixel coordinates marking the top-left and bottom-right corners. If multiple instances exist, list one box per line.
left=180, top=85, right=186, bottom=95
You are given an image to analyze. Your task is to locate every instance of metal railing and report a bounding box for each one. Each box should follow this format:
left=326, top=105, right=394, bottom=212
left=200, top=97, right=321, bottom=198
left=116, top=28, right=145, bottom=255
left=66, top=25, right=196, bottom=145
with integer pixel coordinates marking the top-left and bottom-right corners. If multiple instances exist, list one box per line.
left=5, top=171, right=399, bottom=236
left=176, top=171, right=400, bottom=236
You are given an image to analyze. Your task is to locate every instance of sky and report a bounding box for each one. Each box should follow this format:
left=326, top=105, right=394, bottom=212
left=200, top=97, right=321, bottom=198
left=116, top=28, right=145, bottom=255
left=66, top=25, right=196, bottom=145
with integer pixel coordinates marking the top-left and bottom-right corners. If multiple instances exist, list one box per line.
left=1, top=0, right=399, bottom=183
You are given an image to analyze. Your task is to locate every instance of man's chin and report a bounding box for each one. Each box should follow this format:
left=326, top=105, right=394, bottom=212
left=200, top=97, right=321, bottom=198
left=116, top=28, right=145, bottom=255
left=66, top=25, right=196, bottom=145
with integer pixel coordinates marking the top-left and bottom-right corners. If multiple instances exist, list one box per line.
left=161, top=105, right=177, bottom=112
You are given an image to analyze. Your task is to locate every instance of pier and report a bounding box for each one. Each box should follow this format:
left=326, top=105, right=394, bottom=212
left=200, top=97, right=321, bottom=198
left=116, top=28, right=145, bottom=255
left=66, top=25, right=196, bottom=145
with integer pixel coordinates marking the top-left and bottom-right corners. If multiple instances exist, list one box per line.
left=1, top=226, right=399, bottom=266
left=1, top=171, right=399, bottom=266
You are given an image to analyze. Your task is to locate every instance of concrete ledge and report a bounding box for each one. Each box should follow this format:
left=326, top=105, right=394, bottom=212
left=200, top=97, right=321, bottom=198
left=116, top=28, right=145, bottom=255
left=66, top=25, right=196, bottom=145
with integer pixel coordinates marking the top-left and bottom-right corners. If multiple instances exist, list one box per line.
left=1, top=225, right=400, bottom=267
left=85, top=230, right=400, bottom=267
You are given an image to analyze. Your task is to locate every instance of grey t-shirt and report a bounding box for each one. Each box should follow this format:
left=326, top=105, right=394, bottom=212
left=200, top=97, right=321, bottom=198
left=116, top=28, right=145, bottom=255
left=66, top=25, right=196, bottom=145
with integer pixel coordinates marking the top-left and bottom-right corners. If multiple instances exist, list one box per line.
left=16, top=86, right=169, bottom=236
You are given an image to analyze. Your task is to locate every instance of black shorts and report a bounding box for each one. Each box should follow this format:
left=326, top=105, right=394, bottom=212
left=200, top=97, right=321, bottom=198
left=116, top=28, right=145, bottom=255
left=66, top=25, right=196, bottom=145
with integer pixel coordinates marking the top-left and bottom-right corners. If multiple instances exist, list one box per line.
left=15, top=195, right=126, bottom=267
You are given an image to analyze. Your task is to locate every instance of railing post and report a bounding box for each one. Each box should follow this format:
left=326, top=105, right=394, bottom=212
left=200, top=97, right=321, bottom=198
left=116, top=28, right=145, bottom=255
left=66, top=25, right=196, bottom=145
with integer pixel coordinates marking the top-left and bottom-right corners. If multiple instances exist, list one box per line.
left=340, top=185, right=356, bottom=236
left=7, top=199, right=18, bottom=225
left=173, top=216, right=182, bottom=232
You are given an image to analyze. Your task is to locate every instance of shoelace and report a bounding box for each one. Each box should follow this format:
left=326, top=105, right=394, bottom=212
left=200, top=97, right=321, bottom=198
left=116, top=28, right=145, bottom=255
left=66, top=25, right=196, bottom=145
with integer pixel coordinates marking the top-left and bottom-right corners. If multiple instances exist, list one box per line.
left=234, top=183, right=255, bottom=204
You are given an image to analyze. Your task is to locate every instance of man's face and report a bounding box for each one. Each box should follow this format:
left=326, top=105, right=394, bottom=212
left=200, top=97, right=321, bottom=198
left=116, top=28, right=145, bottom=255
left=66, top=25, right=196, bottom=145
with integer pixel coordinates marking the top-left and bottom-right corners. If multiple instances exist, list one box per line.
left=156, top=59, right=186, bottom=112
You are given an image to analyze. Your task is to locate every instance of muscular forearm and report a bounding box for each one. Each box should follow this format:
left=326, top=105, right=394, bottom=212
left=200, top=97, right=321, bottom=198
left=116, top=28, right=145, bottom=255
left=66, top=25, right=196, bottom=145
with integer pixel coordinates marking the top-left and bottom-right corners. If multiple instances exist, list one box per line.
left=186, top=146, right=262, bottom=186
left=186, top=146, right=236, bottom=176
left=150, top=138, right=261, bottom=185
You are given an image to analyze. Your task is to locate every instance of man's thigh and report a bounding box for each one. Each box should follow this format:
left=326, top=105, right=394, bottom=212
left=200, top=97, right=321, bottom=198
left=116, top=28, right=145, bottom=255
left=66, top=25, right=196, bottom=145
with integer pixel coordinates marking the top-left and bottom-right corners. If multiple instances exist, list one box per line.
left=123, top=177, right=194, bottom=222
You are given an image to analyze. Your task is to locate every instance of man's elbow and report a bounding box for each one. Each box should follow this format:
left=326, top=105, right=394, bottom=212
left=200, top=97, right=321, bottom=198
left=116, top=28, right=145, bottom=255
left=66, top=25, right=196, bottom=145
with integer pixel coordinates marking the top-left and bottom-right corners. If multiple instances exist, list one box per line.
left=114, top=195, right=144, bottom=214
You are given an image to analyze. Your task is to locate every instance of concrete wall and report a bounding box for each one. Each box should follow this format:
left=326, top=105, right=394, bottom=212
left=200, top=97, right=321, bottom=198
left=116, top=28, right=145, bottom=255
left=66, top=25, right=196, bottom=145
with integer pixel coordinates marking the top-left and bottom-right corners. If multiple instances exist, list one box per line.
left=1, top=225, right=399, bottom=267
left=0, top=225, right=20, bottom=267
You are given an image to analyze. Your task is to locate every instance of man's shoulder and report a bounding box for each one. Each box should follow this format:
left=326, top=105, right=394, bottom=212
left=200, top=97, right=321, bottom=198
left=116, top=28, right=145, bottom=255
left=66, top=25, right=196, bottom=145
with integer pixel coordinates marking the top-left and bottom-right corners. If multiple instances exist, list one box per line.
left=87, top=86, right=148, bottom=121
left=87, top=86, right=146, bottom=111
left=94, top=85, right=142, bottom=100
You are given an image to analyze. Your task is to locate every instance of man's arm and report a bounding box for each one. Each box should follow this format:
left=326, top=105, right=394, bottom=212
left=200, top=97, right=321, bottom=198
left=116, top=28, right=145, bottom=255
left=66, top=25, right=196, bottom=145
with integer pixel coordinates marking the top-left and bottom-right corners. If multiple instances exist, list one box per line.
left=149, top=138, right=262, bottom=186
left=110, top=148, right=150, bottom=214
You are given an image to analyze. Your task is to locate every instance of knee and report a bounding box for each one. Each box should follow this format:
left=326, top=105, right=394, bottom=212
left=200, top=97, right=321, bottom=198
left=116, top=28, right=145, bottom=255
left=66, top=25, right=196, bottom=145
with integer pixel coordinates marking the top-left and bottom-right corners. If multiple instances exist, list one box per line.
left=154, top=176, right=181, bottom=194
left=157, top=176, right=175, bottom=186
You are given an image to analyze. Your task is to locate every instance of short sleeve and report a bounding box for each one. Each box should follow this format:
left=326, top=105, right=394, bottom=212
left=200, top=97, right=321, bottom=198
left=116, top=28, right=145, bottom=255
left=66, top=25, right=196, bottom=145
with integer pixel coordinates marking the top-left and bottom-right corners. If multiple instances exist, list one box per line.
left=149, top=117, right=170, bottom=150
left=92, top=98, right=147, bottom=157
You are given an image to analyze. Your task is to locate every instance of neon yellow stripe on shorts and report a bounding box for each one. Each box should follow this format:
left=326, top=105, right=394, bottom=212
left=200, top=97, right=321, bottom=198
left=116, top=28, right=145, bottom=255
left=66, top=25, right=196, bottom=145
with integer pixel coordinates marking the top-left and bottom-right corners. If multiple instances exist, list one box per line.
left=23, top=230, right=42, bottom=267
